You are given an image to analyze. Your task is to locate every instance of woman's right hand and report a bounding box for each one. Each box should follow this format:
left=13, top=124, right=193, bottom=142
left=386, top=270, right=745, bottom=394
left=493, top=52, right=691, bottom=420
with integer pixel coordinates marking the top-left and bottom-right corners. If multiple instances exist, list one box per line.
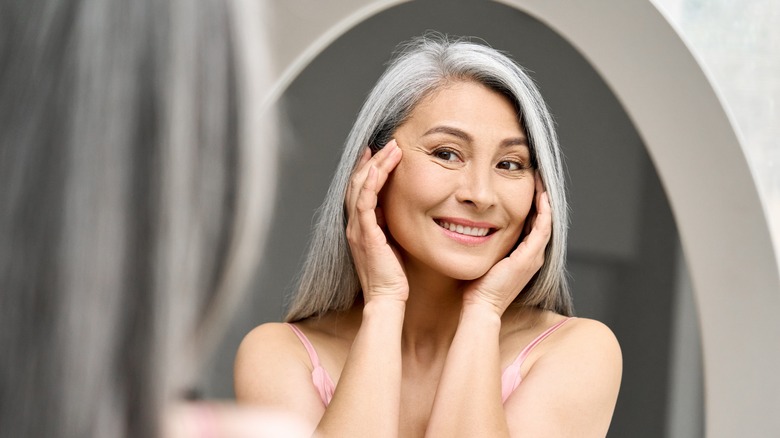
left=345, top=140, right=408, bottom=304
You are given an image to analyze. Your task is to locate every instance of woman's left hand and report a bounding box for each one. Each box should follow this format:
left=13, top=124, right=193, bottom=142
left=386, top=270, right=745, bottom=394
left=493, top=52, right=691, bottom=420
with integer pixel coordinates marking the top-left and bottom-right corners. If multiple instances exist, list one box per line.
left=462, top=173, right=552, bottom=317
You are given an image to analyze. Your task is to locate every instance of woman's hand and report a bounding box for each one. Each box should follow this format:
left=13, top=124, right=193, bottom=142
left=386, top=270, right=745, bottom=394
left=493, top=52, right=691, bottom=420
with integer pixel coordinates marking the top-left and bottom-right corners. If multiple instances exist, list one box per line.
left=462, top=173, right=552, bottom=316
left=345, top=140, right=408, bottom=304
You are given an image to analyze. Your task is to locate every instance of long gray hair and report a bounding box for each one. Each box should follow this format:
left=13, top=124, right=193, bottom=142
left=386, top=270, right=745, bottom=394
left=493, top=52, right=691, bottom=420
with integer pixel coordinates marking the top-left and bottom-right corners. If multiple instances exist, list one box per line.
left=0, top=0, right=275, bottom=437
left=286, top=34, right=572, bottom=322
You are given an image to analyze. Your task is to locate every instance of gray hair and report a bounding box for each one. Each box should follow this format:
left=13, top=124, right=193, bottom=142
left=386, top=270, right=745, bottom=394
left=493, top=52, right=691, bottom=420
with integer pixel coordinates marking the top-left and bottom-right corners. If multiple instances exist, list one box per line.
left=0, top=0, right=275, bottom=437
left=286, top=34, right=573, bottom=321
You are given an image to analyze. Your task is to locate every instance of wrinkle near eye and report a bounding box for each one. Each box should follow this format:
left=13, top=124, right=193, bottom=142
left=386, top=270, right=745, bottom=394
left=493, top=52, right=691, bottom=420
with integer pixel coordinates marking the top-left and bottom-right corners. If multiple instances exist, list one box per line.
left=410, top=145, right=434, bottom=155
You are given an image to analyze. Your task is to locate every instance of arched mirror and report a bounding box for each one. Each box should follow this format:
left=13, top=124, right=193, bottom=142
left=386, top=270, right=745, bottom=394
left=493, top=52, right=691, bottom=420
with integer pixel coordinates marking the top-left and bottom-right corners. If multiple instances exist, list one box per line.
left=202, top=1, right=780, bottom=436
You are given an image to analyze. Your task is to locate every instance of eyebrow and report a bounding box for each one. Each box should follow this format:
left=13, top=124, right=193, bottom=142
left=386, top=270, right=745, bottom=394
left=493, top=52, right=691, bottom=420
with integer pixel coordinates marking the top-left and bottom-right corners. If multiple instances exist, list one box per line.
left=422, top=125, right=528, bottom=148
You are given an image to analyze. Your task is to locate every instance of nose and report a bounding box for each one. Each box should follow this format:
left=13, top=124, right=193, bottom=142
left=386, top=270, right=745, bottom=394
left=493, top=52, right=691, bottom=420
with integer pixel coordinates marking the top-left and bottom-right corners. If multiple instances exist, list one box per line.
left=454, top=164, right=496, bottom=211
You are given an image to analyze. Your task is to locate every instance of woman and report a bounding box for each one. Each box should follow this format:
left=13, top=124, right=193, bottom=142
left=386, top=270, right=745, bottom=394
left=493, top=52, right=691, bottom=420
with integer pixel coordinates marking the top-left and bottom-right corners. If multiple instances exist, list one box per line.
left=235, top=35, right=622, bottom=437
left=0, top=0, right=307, bottom=436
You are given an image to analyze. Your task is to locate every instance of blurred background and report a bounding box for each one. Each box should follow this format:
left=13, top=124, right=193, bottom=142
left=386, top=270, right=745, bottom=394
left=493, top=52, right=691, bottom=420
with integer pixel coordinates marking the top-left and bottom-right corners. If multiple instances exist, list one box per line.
left=199, top=1, right=779, bottom=437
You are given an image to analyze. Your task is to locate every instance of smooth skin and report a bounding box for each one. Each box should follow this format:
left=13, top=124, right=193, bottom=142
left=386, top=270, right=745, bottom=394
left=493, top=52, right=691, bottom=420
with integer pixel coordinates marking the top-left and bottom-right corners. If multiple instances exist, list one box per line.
left=235, top=81, right=622, bottom=437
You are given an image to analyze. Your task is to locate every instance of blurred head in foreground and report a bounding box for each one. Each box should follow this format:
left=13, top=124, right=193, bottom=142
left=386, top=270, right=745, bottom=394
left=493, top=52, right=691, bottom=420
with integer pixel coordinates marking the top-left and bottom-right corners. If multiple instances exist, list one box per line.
left=0, top=0, right=277, bottom=436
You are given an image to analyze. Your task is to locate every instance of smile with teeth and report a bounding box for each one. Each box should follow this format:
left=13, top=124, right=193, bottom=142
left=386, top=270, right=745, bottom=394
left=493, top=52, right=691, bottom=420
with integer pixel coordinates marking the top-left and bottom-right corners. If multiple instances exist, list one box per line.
left=435, top=220, right=493, bottom=237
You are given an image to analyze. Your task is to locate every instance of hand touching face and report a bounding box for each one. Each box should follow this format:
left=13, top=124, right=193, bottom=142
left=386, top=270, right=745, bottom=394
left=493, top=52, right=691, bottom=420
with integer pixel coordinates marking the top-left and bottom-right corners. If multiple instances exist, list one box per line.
left=381, top=80, right=536, bottom=281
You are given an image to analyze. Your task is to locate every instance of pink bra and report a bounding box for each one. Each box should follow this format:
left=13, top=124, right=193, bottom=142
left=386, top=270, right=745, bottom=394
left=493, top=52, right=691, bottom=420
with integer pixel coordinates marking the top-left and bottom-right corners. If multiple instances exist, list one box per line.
left=286, top=317, right=573, bottom=406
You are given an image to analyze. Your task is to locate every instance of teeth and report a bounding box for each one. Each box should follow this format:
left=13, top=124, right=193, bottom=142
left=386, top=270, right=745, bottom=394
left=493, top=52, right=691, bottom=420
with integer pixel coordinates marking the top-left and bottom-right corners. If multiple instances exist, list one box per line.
left=437, top=220, right=490, bottom=237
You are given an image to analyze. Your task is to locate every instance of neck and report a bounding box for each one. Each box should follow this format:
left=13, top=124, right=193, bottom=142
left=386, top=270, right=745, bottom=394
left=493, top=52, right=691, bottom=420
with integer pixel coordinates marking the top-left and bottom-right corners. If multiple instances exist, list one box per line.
left=400, top=260, right=465, bottom=363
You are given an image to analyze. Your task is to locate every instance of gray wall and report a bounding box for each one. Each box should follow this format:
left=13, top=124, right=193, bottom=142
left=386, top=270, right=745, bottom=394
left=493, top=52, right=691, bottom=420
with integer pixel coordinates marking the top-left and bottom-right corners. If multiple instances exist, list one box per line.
left=203, top=1, right=704, bottom=436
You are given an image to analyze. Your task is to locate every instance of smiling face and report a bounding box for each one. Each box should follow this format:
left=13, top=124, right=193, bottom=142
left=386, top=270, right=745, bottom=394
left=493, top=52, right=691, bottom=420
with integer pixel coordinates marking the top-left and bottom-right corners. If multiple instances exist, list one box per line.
left=381, top=80, right=535, bottom=281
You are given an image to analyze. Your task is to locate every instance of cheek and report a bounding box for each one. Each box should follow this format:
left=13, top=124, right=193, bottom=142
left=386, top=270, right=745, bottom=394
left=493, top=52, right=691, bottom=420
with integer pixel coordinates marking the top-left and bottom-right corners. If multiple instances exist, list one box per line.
left=503, top=181, right=536, bottom=234
left=380, top=155, right=443, bottom=210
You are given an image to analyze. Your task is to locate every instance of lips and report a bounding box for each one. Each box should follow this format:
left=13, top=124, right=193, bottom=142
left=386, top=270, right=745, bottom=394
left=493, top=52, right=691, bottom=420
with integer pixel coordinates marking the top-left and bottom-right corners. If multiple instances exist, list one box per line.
left=434, top=218, right=496, bottom=237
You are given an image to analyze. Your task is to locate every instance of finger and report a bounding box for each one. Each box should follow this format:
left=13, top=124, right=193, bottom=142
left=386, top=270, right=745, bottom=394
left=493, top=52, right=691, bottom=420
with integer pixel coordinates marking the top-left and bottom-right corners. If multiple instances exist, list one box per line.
left=510, top=192, right=551, bottom=266
left=369, top=140, right=402, bottom=193
left=523, top=181, right=537, bottom=238
left=355, top=165, right=383, bottom=240
left=362, top=138, right=397, bottom=173
left=534, top=171, right=545, bottom=205
left=346, top=148, right=372, bottom=209
left=347, top=144, right=389, bottom=217
left=522, top=205, right=535, bottom=239
left=346, top=141, right=400, bottom=215
left=520, top=191, right=552, bottom=252
left=529, top=171, right=549, bottom=231
left=358, top=146, right=372, bottom=166
left=520, top=171, right=542, bottom=238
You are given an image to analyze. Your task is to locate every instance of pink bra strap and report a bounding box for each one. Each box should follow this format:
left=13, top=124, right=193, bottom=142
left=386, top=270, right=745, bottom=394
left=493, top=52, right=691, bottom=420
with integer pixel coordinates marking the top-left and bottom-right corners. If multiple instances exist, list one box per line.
left=500, top=317, right=574, bottom=402
left=285, top=323, right=336, bottom=406
left=285, top=323, right=322, bottom=368
left=511, top=317, right=574, bottom=369
left=512, top=316, right=574, bottom=366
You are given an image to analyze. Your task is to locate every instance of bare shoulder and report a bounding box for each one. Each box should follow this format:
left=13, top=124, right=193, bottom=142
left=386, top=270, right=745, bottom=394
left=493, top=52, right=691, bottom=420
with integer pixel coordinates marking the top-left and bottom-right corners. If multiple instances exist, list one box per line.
left=502, top=308, right=620, bottom=352
left=235, top=323, right=299, bottom=391
left=556, top=317, right=622, bottom=357
left=233, top=322, right=323, bottom=416
left=233, top=321, right=328, bottom=432
left=534, top=316, right=622, bottom=384
left=504, top=316, right=622, bottom=436
left=235, top=322, right=308, bottom=375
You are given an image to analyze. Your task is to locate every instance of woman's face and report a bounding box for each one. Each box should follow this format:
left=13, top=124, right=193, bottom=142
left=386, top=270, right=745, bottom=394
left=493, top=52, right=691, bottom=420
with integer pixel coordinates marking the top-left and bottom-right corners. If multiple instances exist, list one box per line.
left=381, top=80, right=536, bottom=281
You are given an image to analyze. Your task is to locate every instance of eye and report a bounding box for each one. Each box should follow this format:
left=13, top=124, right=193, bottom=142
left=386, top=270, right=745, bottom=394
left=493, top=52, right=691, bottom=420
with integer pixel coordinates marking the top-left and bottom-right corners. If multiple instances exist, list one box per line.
left=432, top=148, right=460, bottom=162
left=496, top=160, right=525, bottom=171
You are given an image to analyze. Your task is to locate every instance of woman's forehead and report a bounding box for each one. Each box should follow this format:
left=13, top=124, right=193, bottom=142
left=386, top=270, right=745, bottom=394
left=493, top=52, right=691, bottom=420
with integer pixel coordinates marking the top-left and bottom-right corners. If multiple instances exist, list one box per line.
left=403, top=81, right=525, bottom=138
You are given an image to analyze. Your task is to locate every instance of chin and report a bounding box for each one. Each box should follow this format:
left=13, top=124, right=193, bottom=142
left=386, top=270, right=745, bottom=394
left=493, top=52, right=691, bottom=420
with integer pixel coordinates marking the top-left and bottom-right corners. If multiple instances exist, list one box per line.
left=437, top=261, right=493, bottom=281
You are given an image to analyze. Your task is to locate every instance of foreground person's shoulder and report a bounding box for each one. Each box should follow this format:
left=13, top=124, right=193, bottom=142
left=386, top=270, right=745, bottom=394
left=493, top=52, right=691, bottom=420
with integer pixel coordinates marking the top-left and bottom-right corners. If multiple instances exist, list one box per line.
left=164, top=402, right=310, bottom=438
